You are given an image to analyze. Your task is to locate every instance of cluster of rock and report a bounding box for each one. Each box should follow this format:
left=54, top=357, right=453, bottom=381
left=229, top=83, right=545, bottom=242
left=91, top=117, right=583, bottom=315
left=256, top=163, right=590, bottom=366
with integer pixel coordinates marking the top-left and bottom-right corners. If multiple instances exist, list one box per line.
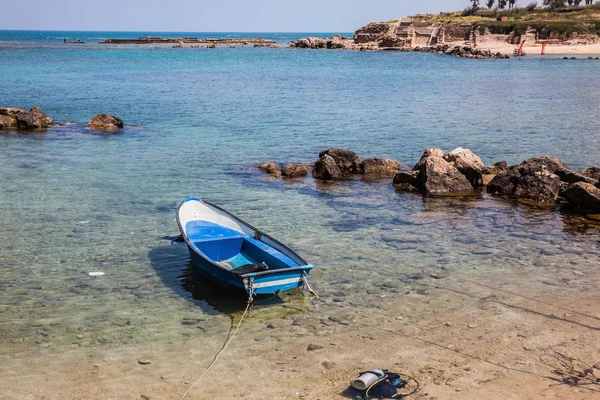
left=0, top=107, right=54, bottom=129
left=412, top=44, right=509, bottom=59
left=0, top=107, right=124, bottom=132
left=393, top=147, right=600, bottom=213
left=258, top=148, right=401, bottom=180
left=312, top=148, right=401, bottom=179
left=290, top=36, right=354, bottom=50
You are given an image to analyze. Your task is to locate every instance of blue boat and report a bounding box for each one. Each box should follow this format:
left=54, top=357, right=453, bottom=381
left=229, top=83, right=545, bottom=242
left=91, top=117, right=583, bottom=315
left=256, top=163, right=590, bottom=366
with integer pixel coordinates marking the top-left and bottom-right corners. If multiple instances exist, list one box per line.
left=176, top=197, right=314, bottom=297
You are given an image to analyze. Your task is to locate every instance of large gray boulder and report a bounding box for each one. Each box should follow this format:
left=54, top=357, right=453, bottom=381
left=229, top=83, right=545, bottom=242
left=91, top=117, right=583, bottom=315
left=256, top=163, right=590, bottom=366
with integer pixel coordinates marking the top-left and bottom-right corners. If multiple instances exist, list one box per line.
left=562, top=182, right=600, bottom=212
left=487, top=156, right=565, bottom=204
left=15, top=107, right=53, bottom=129
left=312, top=154, right=342, bottom=180
left=417, top=156, right=473, bottom=195
left=443, top=147, right=485, bottom=187
left=555, top=167, right=597, bottom=185
left=88, top=113, right=124, bottom=131
left=413, top=148, right=444, bottom=171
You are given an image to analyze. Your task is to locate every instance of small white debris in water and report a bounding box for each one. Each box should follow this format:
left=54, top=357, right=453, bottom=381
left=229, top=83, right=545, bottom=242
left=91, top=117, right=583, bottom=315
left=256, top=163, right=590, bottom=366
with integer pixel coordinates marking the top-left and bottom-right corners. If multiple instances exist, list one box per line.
left=89, top=272, right=105, bottom=276
left=78, top=220, right=89, bottom=225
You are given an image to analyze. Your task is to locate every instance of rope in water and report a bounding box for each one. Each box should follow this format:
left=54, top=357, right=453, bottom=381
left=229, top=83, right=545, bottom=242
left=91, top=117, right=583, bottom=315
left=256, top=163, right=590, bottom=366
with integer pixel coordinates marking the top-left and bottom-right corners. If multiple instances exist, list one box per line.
left=180, top=279, right=255, bottom=400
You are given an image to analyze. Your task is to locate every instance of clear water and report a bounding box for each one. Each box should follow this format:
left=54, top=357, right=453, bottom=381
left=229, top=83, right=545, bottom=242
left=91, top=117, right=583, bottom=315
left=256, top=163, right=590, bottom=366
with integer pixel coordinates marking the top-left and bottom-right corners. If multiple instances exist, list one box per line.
left=1, top=31, right=600, bottom=354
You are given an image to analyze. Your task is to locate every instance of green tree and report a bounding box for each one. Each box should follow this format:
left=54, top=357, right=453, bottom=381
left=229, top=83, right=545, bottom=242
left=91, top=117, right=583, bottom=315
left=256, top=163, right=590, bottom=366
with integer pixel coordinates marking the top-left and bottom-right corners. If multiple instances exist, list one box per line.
left=509, top=0, right=517, bottom=8
left=487, top=0, right=496, bottom=7
left=498, top=0, right=508, bottom=8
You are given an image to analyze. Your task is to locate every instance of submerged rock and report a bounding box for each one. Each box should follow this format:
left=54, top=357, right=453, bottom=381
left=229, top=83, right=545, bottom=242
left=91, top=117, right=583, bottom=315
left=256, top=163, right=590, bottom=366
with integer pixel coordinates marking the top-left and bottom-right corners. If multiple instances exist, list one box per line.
left=88, top=113, right=124, bottom=131
left=562, top=182, right=600, bottom=212
left=281, top=164, right=309, bottom=178
left=443, top=147, right=485, bottom=187
left=258, top=162, right=281, bottom=176
left=359, top=158, right=401, bottom=178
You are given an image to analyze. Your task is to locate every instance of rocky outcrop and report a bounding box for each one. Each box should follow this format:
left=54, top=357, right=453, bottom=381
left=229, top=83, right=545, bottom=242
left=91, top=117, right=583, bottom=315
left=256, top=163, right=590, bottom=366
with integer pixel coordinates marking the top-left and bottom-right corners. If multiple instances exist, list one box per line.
left=354, top=22, right=396, bottom=44
left=487, top=156, right=565, bottom=204
left=281, top=164, right=309, bottom=178
left=317, top=148, right=362, bottom=175
left=258, top=162, right=280, bottom=176
left=555, top=167, right=597, bottom=185
left=562, top=182, right=600, bottom=212
left=291, top=36, right=354, bottom=50
left=396, top=148, right=474, bottom=195
left=312, top=154, right=342, bottom=180
left=0, top=107, right=53, bottom=129
left=443, top=147, right=485, bottom=187
left=359, top=158, right=401, bottom=178
left=312, top=148, right=401, bottom=180
left=582, top=167, right=600, bottom=181
left=417, top=156, right=474, bottom=195
left=413, top=148, right=444, bottom=171
left=88, top=113, right=124, bottom=131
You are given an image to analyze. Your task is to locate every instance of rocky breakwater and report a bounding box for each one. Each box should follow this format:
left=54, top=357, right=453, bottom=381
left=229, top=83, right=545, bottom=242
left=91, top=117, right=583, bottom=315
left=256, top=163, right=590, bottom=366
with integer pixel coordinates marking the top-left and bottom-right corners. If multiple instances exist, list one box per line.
left=0, top=106, right=53, bottom=130
left=413, top=44, right=509, bottom=59
left=258, top=148, right=401, bottom=181
left=290, top=35, right=355, bottom=50
left=312, top=148, right=400, bottom=180
left=393, top=147, right=483, bottom=195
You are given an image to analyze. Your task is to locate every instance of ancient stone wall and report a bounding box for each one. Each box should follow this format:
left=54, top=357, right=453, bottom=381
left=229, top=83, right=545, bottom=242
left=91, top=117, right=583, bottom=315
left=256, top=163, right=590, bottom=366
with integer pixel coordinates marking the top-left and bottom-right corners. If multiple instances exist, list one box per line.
left=443, top=23, right=472, bottom=43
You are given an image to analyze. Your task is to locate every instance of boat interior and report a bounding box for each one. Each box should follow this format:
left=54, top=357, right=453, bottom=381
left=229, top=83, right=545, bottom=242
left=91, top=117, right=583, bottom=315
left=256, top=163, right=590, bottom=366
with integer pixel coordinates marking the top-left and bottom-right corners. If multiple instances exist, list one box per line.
left=185, top=221, right=299, bottom=275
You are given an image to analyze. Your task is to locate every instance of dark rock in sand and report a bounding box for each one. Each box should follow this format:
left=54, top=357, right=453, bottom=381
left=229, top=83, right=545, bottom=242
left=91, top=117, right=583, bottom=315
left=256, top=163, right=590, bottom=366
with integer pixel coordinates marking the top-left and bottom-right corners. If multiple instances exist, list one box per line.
left=359, top=158, right=401, bottom=178
left=307, top=343, right=324, bottom=351
left=392, top=170, right=420, bottom=192
left=487, top=156, right=564, bottom=204
left=443, top=148, right=485, bottom=187
left=582, top=167, right=600, bottom=181
left=14, top=107, right=53, bottom=129
left=562, top=182, right=600, bottom=212
left=88, top=113, right=124, bottom=131
left=281, top=164, right=309, bottom=178
left=312, top=154, right=342, bottom=180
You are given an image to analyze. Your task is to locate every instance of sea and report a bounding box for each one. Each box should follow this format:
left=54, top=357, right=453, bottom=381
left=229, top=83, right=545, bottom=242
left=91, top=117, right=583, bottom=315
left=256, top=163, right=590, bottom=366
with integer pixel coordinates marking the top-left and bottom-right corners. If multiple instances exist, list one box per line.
left=1, top=30, right=600, bottom=355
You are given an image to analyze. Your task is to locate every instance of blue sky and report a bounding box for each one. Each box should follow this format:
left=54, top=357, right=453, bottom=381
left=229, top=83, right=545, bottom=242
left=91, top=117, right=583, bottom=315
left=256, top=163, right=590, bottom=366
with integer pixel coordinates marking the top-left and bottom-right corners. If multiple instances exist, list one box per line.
left=2, top=0, right=470, bottom=32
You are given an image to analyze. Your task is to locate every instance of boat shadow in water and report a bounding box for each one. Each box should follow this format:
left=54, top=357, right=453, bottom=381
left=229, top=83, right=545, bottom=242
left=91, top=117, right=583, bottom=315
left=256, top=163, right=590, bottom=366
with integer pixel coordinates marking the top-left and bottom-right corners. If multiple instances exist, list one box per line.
left=148, top=242, right=310, bottom=317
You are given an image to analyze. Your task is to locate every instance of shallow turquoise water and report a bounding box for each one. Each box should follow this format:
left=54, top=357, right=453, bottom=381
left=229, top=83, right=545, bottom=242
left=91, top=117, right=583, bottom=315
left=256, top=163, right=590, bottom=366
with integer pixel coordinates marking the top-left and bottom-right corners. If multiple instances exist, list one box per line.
left=1, top=32, right=600, bottom=352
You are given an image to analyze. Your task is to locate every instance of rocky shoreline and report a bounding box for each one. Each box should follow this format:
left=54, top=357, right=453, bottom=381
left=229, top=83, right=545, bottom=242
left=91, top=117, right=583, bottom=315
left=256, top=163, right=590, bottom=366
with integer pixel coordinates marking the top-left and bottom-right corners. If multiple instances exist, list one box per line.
left=100, top=36, right=276, bottom=47
left=259, top=147, right=600, bottom=215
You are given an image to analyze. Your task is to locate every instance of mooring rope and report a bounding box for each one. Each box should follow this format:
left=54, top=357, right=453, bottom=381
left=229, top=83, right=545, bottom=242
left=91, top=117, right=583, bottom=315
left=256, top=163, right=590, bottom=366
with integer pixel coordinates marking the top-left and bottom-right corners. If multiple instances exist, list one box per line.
left=180, top=279, right=254, bottom=400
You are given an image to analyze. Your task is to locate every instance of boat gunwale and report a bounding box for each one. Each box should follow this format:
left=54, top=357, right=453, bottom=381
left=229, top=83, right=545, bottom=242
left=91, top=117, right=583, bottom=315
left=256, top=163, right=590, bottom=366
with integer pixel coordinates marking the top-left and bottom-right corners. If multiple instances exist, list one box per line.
left=176, top=199, right=311, bottom=281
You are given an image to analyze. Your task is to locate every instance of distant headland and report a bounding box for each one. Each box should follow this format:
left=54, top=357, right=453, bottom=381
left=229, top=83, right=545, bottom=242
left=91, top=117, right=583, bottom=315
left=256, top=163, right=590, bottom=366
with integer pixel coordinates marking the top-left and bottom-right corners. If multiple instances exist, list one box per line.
left=292, top=2, right=600, bottom=58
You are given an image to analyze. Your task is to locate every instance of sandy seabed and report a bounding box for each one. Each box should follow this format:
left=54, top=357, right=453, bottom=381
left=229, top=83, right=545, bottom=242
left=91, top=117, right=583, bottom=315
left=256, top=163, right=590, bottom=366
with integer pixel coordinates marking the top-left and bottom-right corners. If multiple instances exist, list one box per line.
left=2, top=259, right=599, bottom=400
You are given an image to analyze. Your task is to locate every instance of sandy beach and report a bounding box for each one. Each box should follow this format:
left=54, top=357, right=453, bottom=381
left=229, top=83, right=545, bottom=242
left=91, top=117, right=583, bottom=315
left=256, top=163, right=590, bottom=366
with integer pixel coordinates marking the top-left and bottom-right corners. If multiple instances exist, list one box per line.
left=478, top=41, right=600, bottom=57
